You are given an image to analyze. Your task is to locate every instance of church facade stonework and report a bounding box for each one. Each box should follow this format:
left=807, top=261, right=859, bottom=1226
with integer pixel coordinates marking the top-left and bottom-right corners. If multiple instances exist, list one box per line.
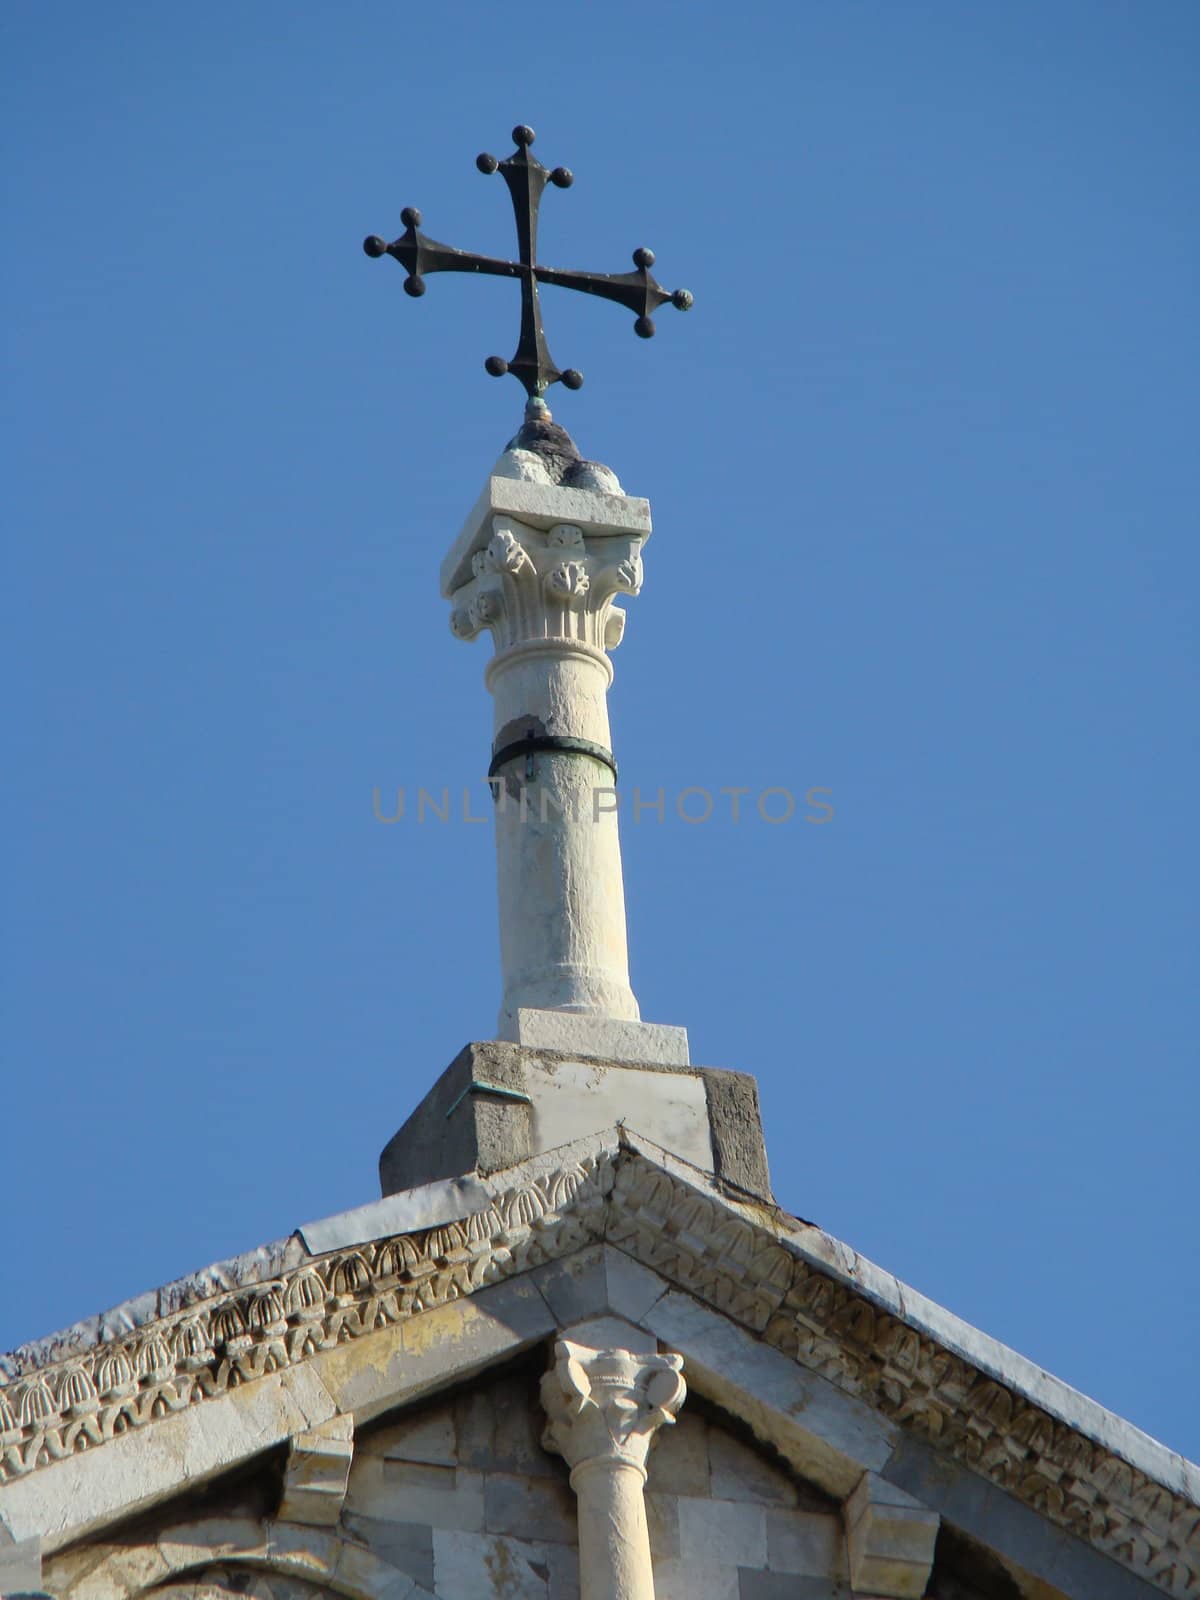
left=2, top=1126, right=1197, bottom=1598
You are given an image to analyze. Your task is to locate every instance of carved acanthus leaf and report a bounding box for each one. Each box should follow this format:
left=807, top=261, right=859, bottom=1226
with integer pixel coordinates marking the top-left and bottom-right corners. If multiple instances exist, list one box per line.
left=447, top=514, right=643, bottom=652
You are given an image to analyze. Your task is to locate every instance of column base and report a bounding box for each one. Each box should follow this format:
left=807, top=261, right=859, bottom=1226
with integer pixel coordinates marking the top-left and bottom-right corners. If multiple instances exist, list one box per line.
left=378, top=1040, right=772, bottom=1203
left=498, top=1006, right=689, bottom=1066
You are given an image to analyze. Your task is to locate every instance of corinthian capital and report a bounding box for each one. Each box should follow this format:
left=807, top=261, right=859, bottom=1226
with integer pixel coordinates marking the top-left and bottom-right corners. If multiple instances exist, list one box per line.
left=540, top=1339, right=686, bottom=1478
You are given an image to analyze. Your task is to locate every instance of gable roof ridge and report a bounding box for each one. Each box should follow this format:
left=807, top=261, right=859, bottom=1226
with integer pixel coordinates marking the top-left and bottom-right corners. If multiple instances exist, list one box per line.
left=2, top=1130, right=1196, bottom=1595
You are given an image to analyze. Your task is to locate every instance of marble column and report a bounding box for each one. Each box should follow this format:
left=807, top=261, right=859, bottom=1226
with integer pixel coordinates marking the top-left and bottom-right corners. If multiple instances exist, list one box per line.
left=441, top=427, right=651, bottom=1039
left=540, top=1335, right=686, bottom=1600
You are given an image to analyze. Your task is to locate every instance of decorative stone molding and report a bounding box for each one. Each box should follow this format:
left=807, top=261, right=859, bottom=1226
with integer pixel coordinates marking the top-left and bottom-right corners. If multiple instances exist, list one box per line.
left=45, top=1513, right=436, bottom=1600
left=4, top=1141, right=1197, bottom=1598
left=844, top=1469, right=939, bottom=1598
left=277, top=1414, right=354, bottom=1527
left=447, top=515, right=642, bottom=656
left=0, top=1151, right=612, bottom=1489
left=541, top=1335, right=685, bottom=1600
left=607, top=1151, right=1200, bottom=1600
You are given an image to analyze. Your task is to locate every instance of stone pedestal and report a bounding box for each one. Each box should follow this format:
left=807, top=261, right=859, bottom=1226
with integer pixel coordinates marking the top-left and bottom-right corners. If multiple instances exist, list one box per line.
left=540, top=1325, right=686, bottom=1600
left=378, top=1040, right=773, bottom=1202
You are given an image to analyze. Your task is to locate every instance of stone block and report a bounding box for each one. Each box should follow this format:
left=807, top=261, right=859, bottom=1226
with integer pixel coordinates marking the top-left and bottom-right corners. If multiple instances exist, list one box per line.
left=602, top=1246, right=670, bottom=1325
left=346, top=1458, right=485, bottom=1534
left=526, top=1056, right=712, bottom=1171
left=503, top=1008, right=690, bottom=1066
left=844, top=1471, right=938, bottom=1599
left=377, top=1403, right=458, bottom=1468
left=764, top=1509, right=845, bottom=1578
left=454, top=1372, right=560, bottom=1479
left=376, top=1043, right=772, bottom=1203
left=651, top=1557, right=739, bottom=1600
left=677, top=1497, right=768, bottom=1572
left=645, top=1493, right=681, bottom=1561
left=0, top=1535, right=42, bottom=1596
left=640, top=1291, right=894, bottom=1500
left=646, top=1411, right=711, bottom=1497
left=484, top=1471, right=578, bottom=1546
left=738, top=1576, right=848, bottom=1599
left=432, top=1528, right=553, bottom=1600
left=700, top=1069, right=772, bottom=1200
left=379, top=1042, right=534, bottom=1196
left=532, top=1249, right=612, bottom=1328
left=442, top=474, right=652, bottom=597
left=340, top=1514, right=435, bottom=1592
left=708, top=1427, right=798, bottom=1507
left=279, top=1415, right=354, bottom=1526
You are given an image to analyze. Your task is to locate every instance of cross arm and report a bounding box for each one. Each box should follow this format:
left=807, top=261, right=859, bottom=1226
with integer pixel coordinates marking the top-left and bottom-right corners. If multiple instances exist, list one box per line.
left=364, top=209, right=524, bottom=295
left=536, top=251, right=693, bottom=338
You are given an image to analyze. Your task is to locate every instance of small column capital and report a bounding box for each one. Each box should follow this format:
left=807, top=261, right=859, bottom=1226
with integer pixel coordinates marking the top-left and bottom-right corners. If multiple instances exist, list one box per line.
left=540, top=1337, right=686, bottom=1480
left=447, top=512, right=644, bottom=657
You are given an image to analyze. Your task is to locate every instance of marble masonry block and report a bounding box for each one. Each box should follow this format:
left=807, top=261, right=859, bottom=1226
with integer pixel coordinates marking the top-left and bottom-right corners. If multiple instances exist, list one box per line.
left=278, top=1414, right=354, bottom=1527
left=708, top=1428, right=799, bottom=1508
left=432, top=1527, right=578, bottom=1600
left=844, top=1470, right=939, bottom=1599
left=737, top=1576, right=847, bottom=1599
left=764, top=1508, right=846, bottom=1578
left=339, top=1514, right=435, bottom=1592
left=484, top=1470, right=579, bottom=1547
left=441, top=472, right=651, bottom=598
left=677, top=1497, right=769, bottom=1573
left=503, top=1008, right=689, bottom=1066
left=0, top=1532, right=42, bottom=1595
left=646, top=1412, right=711, bottom=1497
left=379, top=1041, right=772, bottom=1201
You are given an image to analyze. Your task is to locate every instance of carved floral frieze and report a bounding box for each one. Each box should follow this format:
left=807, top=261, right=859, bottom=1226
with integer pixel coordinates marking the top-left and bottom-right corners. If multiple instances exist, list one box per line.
left=3, top=1146, right=1196, bottom=1597
left=0, top=1153, right=611, bottom=1487
left=448, top=515, right=642, bottom=654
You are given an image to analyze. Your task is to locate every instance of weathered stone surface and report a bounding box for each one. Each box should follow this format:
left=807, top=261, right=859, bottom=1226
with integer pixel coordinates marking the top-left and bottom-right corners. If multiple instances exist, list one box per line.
left=737, top=1576, right=846, bottom=1599
left=6, top=1135, right=1198, bottom=1600
left=699, top=1069, right=772, bottom=1200
left=504, top=1009, right=689, bottom=1067
left=844, top=1471, right=938, bottom=1598
left=765, top=1509, right=845, bottom=1578
left=379, top=1042, right=534, bottom=1196
left=677, top=1497, right=768, bottom=1571
left=485, top=1471, right=578, bottom=1546
left=432, top=1527, right=564, bottom=1600
left=339, top=1515, right=434, bottom=1592
left=646, top=1413, right=710, bottom=1497
left=278, top=1415, right=353, bottom=1527
left=708, top=1429, right=798, bottom=1508
left=0, top=1532, right=42, bottom=1594
left=526, top=1056, right=712, bottom=1173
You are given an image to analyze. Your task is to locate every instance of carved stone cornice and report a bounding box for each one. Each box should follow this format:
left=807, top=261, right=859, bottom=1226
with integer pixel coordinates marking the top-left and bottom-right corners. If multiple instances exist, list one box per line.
left=606, top=1153, right=1200, bottom=1599
left=2, top=1142, right=1196, bottom=1598
left=0, top=1151, right=611, bottom=1488
left=540, top=1340, right=685, bottom=1480
left=447, top=515, right=642, bottom=655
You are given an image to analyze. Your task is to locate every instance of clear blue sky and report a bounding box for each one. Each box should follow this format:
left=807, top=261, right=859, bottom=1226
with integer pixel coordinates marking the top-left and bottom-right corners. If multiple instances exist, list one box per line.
left=4, top=3, right=1197, bottom=1461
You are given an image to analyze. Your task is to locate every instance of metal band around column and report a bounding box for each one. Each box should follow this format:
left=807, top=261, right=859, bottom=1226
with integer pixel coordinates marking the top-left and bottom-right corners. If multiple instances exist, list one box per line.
left=488, top=732, right=618, bottom=788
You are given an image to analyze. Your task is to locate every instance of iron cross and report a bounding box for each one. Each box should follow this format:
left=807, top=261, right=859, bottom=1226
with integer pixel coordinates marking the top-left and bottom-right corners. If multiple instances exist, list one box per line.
left=363, top=124, right=693, bottom=400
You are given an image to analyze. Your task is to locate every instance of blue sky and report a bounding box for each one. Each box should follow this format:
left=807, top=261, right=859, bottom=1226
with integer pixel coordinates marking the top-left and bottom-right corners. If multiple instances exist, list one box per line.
left=4, top=2, right=1197, bottom=1461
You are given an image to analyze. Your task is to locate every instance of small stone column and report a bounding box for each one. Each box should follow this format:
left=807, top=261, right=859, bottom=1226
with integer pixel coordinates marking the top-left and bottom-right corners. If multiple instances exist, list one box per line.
left=442, top=410, right=652, bottom=1038
left=540, top=1336, right=685, bottom=1600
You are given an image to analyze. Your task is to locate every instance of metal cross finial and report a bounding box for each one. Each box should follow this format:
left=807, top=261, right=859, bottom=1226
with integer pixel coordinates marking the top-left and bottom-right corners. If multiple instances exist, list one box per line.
left=363, top=124, right=693, bottom=401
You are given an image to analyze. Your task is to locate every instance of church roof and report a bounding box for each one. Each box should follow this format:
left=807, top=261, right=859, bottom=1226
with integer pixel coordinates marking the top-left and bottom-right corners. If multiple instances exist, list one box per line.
left=2, top=1128, right=1196, bottom=1598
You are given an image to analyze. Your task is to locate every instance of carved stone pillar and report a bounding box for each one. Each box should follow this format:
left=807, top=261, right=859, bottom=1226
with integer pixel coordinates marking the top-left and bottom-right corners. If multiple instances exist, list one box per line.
left=540, top=1336, right=685, bottom=1600
left=442, top=421, right=652, bottom=1039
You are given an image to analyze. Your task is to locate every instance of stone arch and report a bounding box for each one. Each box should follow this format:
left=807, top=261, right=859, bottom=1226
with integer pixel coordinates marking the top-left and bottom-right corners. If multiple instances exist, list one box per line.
left=63, top=1515, right=434, bottom=1600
